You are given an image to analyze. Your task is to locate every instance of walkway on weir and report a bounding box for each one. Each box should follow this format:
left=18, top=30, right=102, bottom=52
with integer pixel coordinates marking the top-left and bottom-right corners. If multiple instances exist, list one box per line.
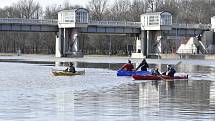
left=0, top=18, right=210, bottom=33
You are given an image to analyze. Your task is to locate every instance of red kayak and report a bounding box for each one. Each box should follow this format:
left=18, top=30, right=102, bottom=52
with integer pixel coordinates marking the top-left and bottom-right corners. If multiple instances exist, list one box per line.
left=132, top=74, right=188, bottom=80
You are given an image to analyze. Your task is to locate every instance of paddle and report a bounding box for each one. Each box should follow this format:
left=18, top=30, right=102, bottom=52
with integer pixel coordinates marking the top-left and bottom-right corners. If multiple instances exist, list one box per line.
left=173, top=61, right=182, bottom=68
left=159, top=61, right=182, bottom=80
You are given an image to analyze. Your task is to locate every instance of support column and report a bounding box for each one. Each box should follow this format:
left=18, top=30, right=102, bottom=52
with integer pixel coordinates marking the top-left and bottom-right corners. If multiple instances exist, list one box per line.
left=143, top=30, right=147, bottom=57
left=55, top=29, right=63, bottom=57
left=66, top=28, right=83, bottom=57
left=147, top=30, right=150, bottom=56
left=131, top=31, right=147, bottom=58
left=155, top=31, right=162, bottom=54
left=63, top=28, right=67, bottom=55
left=70, top=29, right=79, bottom=52
left=136, top=36, right=141, bottom=53
left=55, top=35, right=61, bottom=57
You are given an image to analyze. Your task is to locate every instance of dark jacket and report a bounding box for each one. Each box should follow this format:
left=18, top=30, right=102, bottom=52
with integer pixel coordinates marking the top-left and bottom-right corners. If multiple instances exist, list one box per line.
left=65, top=66, right=76, bottom=73
left=136, top=61, right=149, bottom=71
left=162, top=67, right=176, bottom=77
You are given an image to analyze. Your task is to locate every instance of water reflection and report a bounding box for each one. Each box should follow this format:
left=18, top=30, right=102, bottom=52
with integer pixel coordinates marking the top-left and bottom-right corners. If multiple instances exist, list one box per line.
left=70, top=79, right=215, bottom=120
left=57, top=90, right=75, bottom=121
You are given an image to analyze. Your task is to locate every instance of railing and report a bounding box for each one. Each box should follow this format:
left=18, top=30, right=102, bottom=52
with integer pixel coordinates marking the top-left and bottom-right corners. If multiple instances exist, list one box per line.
left=172, top=23, right=211, bottom=30
left=88, top=20, right=141, bottom=28
left=0, top=18, right=58, bottom=25
left=0, top=18, right=212, bottom=30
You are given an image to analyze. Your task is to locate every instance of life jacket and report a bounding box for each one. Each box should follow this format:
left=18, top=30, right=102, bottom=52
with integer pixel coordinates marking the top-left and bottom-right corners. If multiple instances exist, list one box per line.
left=123, top=63, right=134, bottom=71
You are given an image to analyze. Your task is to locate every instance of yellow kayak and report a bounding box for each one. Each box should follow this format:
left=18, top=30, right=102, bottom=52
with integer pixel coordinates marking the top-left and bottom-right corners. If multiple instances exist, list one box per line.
left=52, top=70, right=85, bottom=76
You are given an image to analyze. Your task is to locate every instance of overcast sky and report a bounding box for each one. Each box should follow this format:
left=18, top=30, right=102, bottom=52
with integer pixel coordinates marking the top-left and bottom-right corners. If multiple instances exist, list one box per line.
left=0, top=0, right=92, bottom=9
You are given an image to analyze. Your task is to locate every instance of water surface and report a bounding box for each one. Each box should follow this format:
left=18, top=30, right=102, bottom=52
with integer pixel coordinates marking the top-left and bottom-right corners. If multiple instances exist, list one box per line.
left=0, top=60, right=214, bottom=121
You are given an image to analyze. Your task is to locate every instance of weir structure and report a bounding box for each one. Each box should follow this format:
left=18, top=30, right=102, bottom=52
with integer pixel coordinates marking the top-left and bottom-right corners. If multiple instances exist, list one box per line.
left=0, top=8, right=212, bottom=58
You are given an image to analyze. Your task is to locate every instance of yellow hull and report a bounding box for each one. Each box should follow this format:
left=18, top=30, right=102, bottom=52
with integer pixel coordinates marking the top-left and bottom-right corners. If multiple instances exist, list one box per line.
left=52, top=70, right=85, bottom=76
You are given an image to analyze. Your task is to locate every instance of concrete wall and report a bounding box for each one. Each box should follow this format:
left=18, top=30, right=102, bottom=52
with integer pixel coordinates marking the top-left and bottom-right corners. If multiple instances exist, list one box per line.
left=202, top=31, right=213, bottom=47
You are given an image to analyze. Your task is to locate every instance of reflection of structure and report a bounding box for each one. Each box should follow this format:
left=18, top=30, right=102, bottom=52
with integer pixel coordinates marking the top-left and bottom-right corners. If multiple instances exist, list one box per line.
left=57, top=91, right=75, bottom=121
left=54, top=61, right=78, bottom=68
left=210, top=82, right=215, bottom=105
left=178, top=64, right=215, bottom=75
left=138, top=79, right=214, bottom=119
left=55, top=61, right=61, bottom=67
left=139, top=82, right=159, bottom=120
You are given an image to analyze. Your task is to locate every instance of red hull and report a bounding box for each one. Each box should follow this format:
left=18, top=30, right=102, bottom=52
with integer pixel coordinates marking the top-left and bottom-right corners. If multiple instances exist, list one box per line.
left=132, top=74, right=188, bottom=80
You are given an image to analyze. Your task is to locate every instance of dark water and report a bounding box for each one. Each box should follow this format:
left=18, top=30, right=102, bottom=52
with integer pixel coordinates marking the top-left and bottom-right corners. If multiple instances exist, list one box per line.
left=0, top=60, right=215, bottom=121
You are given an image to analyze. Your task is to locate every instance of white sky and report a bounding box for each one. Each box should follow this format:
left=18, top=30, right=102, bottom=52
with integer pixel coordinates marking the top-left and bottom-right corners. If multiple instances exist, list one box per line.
left=0, top=0, right=92, bottom=9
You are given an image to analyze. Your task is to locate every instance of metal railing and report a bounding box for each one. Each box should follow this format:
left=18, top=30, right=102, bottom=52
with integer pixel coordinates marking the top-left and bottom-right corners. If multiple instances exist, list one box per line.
left=0, top=18, right=212, bottom=30
left=88, top=20, right=141, bottom=28
left=172, top=23, right=211, bottom=30
left=0, top=18, right=141, bottom=27
left=0, top=18, right=58, bottom=25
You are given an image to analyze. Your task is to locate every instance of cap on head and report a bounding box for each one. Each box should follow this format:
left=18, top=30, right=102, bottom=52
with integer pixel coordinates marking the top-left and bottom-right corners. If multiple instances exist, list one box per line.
left=167, top=64, right=171, bottom=68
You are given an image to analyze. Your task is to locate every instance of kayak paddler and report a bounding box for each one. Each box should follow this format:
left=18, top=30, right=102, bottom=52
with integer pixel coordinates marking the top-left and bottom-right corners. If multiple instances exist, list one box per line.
left=120, top=60, right=134, bottom=71
left=162, top=65, right=176, bottom=77
left=136, top=59, right=149, bottom=71
left=152, top=67, right=160, bottom=75
left=65, top=62, right=76, bottom=73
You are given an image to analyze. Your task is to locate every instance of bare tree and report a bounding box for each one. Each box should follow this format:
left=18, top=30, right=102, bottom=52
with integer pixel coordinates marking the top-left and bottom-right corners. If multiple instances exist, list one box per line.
left=145, top=0, right=163, bottom=12
left=87, top=0, right=109, bottom=20
left=0, top=6, right=22, bottom=18
left=109, top=0, right=130, bottom=21
left=16, top=0, right=42, bottom=19
left=129, top=0, right=147, bottom=21
left=177, top=0, right=192, bottom=23
left=44, top=5, right=60, bottom=19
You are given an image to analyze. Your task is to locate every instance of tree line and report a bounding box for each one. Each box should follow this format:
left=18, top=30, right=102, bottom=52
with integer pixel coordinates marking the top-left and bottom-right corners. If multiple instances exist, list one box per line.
left=0, top=0, right=215, bottom=55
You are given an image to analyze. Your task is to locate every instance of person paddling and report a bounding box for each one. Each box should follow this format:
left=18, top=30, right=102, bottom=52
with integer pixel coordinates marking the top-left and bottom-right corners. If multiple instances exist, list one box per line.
left=120, top=60, right=134, bottom=71
left=136, top=59, right=149, bottom=71
left=162, top=65, right=176, bottom=77
left=65, top=62, right=76, bottom=73
left=152, top=67, right=160, bottom=75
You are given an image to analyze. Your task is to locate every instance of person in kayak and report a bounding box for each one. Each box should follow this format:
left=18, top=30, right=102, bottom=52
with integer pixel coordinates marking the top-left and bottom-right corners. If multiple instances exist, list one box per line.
left=162, top=65, right=176, bottom=77
left=152, top=67, right=160, bottom=75
left=65, top=62, right=76, bottom=73
left=136, top=59, right=149, bottom=71
left=120, top=60, right=134, bottom=71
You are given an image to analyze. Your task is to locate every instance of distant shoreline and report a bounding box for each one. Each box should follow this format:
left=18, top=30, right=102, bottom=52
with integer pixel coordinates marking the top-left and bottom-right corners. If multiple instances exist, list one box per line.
left=0, top=54, right=215, bottom=67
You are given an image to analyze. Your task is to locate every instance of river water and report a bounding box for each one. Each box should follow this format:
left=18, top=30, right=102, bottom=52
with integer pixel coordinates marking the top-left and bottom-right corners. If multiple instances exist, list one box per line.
left=0, top=59, right=215, bottom=121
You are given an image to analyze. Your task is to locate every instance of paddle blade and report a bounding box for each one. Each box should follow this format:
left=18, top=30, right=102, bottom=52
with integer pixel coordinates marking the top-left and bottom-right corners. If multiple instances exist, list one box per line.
left=175, top=61, right=182, bottom=67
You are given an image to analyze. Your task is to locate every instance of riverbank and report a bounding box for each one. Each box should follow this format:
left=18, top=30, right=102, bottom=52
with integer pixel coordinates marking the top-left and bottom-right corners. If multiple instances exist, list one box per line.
left=1, top=54, right=215, bottom=67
